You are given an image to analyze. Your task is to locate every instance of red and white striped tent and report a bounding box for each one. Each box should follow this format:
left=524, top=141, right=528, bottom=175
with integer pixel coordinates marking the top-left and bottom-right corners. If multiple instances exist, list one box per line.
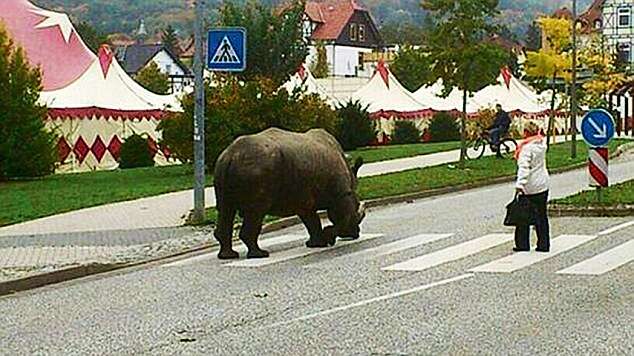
left=0, top=0, right=180, bottom=172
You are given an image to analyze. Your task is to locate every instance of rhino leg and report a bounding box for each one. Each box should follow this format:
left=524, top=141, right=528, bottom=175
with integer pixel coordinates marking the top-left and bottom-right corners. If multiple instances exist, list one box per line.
left=215, top=206, right=239, bottom=260
left=240, top=212, right=269, bottom=259
left=301, top=212, right=329, bottom=248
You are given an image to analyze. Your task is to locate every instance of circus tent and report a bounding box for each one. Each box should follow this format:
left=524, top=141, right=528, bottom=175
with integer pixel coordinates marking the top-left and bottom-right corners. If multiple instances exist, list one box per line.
left=350, top=61, right=432, bottom=120
left=281, top=65, right=339, bottom=107
left=0, top=0, right=180, bottom=172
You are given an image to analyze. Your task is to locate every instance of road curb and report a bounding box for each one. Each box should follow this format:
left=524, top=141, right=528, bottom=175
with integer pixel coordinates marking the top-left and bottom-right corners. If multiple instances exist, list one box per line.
left=2, top=144, right=632, bottom=296
left=548, top=204, right=634, bottom=217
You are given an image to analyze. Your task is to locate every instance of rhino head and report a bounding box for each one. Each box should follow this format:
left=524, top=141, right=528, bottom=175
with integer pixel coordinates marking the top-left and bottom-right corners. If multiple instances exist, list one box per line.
left=328, top=157, right=366, bottom=239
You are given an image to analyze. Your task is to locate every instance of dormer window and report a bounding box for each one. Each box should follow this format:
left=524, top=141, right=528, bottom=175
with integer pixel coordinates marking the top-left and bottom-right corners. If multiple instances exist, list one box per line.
left=619, top=7, right=631, bottom=27
left=349, top=23, right=358, bottom=41
left=359, top=24, right=366, bottom=42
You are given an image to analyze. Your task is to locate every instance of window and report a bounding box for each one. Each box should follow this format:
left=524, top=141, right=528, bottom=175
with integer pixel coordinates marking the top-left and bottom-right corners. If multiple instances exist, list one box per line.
left=166, top=64, right=172, bottom=74
left=619, top=7, right=631, bottom=27
left=349, top=23, right=358, bottom=41
left=618, top=43, right=631, bottom=64
left=359, top=24, right=366, bottom=42
left=595, top=19, right=602, bottom=30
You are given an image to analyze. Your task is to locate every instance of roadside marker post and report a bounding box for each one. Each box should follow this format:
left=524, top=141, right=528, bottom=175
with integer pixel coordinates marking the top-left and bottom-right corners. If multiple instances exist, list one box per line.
left=581, top=109, right=615, bottom=203
left=192, top=26, right=247, bottom=223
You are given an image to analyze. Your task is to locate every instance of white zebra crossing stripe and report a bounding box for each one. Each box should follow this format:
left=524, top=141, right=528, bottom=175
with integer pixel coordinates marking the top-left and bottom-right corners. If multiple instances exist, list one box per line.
left=382, top=234, right=514, bottom=272
left=556, top=239, right=634, bottom=275
left=227, top=234, right=384, bottom=268
left=163, top=234, right=306, bottom=267
left=470, top=235, right=597, bottom=273
left=599, top=220, right=634, bottom=236
left=319, top=233, right=454, bottom=264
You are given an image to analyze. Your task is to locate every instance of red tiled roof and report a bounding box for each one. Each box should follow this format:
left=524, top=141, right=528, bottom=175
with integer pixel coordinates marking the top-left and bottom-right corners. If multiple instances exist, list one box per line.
left=579, top=0, right=605, bottom=33
left=552, top=7, right=573, bottom=20
left=306, top=0, right=367, bottom=41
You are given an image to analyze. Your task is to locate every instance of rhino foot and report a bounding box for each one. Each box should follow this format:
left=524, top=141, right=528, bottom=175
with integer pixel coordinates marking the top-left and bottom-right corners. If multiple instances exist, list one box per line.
left=305, top=238, right=329, bottom=248
left=323, top=226, right=337, bottom=246
left=218, top=249, right=240, bottom=260
left=247, top=249, right=270, bottom=259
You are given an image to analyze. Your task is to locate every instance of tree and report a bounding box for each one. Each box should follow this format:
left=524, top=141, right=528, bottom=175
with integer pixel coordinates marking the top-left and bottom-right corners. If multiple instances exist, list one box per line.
left=380, top=21, right=429, bottom=46
left=525, top=17, right=572, bottom=149
left=219, top=0, right=308, bottom=87
left=423, top=0, right=508, bottom=167
left=336, top=100, right=376, bottom=150
left=0, top=25, right=56, bottom=179
left=525, top=21, right=542, bottom=51
left=391, top=45, right=434, bottom=92
left=119, top=134, right=154, bottom=169
left=580, top=33, right=625, bottom=109
left=161, top=25, right=180, bottom=56
left=158, top=77, right=339, bottom=169
left=74, top=21, right=108, bottom=53
left=310, top=41, right=329, bottom=79
left=136, top=61, right=171, bottom=94
left=391, top=121, right=421, bottom=145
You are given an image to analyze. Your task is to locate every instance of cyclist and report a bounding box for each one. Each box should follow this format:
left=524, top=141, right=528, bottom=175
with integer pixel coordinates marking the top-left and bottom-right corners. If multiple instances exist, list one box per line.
left=488, top=104, right=511, bottom=158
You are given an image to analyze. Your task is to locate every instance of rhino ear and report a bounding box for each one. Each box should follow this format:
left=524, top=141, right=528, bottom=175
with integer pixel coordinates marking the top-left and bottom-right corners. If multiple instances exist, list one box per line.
left=353, top=157, right=364, bottom=177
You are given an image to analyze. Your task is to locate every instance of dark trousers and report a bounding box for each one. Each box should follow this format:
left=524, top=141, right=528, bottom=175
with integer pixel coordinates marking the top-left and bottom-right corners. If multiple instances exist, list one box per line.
left=514, top=191, right=550, bottom=250
left=490, top=128, right=502, bottom=147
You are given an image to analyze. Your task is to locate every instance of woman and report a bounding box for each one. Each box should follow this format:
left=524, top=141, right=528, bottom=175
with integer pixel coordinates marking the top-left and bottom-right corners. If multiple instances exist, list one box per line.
left=513, top=122, right=550, bottom=252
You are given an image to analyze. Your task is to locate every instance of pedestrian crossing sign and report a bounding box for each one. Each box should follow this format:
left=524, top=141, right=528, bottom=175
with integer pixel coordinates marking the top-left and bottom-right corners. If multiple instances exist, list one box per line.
left=207, top=28, right=247, bottom=72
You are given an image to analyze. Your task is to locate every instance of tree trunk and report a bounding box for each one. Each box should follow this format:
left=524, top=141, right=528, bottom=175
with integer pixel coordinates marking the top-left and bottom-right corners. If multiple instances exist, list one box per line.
left=460, top=89, right=468, bottom=168
left=546, top=73, right=556, bottom=151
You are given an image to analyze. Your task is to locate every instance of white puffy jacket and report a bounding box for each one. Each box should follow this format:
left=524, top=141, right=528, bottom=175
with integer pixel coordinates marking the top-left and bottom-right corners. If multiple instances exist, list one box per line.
left=516, top=137, right=550, bottom=195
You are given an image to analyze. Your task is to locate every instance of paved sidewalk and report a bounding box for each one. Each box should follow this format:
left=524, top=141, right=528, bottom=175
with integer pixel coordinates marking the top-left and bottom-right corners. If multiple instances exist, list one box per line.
left=0, top=136, right=578, bottom=238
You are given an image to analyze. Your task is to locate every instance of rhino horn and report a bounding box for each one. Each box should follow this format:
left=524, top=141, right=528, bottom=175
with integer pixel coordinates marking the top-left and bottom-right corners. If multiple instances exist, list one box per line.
left=358, top=202, right=367, bottom=223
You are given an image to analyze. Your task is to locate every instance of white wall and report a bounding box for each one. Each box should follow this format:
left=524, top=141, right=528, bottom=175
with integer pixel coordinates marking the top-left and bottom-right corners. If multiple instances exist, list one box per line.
left=326, top=45, right=373, bottom=77
left=150, top=50, right=192, bottom=94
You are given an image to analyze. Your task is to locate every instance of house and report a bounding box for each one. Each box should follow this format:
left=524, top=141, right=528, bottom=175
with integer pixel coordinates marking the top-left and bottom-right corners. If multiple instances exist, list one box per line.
left=590, top=0, right=634, bottom=68
left=304, top=0, right=383, bottom=77
left=554, top=0, right=634, bottom=69
left=116, top=44, right=193, bottom=94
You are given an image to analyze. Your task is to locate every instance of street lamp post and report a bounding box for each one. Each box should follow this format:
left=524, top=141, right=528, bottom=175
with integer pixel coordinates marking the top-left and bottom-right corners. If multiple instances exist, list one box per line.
left=192, top=0, right=206, bottom=223
left=571, top=0, right=578, bottom=158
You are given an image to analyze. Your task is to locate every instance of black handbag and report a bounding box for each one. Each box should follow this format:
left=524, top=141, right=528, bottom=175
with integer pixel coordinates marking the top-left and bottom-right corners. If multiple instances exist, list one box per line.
left=504, top=195, right=532, bottom=226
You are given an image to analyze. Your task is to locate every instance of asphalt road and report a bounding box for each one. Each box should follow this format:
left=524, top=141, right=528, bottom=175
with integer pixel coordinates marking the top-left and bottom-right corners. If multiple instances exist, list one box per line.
left=1, top=159, right=633, bottom=355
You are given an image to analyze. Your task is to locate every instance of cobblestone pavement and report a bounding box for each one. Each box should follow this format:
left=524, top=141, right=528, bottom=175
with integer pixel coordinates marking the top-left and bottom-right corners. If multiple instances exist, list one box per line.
left=0, top=226, right=214, bottom=283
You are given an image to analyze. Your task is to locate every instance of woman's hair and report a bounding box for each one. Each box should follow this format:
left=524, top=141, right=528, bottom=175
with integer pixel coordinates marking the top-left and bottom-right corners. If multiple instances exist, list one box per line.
left=525, top=121, right=541, bottom=136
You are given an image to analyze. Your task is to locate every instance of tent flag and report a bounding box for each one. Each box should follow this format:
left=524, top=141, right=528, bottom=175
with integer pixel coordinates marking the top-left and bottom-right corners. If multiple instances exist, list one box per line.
left=377, top=60, right=390, bottom=89
left=501, top=66, right=512, bottom=90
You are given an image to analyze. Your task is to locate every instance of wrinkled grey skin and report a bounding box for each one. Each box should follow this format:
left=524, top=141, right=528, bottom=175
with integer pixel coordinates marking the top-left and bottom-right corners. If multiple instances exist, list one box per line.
left=213, top=128, right=366, bottom=259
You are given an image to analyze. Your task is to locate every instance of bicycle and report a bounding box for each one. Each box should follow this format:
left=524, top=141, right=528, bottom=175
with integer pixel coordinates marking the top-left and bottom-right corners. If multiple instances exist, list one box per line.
left=466, top=129, right=518, bottom=160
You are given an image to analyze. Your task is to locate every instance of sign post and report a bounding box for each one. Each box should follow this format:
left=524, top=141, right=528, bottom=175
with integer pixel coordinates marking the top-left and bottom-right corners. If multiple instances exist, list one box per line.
left=192, top=0, right=205, bottom=224
left=581, top=109, right=615, bottom=203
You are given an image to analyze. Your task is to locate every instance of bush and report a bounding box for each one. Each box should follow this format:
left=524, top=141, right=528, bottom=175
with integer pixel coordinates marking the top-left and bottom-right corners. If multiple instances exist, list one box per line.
left=391, top=121, right=421, bottom=145
left=336, top=100, right=376, bottom=151
left=119, top=134, right=154, bottom=169
left=0, top=25, right=56, bottom=180
left=428, top=112, right=460, bottom=142
left=158, top=77, right=339, bottom=170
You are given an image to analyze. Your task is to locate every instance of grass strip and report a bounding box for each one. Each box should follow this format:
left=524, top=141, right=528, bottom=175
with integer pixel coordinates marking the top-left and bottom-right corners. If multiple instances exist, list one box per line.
left=553, top=179, right=634, bottom=207
left=0, top=142, right=460, bottom=228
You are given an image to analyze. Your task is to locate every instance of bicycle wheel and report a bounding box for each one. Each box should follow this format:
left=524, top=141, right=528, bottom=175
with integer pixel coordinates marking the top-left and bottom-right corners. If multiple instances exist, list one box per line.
left=499, top=138, right=518, bottom=158
left=466, top=138, right=486, bottom=160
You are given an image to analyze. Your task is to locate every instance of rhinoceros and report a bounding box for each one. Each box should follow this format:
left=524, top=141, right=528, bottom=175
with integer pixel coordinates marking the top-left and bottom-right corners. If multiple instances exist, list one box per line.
left=213, top=128, right=366, bottom=259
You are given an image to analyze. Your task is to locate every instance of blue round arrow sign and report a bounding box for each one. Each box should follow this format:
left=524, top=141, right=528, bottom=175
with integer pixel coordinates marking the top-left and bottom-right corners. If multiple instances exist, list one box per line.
left=581, top=109, right=615, bottom=147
